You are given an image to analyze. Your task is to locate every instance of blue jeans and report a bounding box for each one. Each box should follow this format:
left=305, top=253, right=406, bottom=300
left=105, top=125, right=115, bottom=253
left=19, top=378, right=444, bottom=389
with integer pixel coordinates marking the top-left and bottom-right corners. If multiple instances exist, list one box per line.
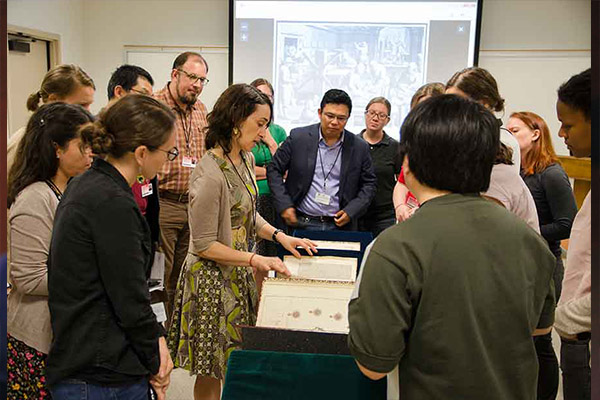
left=50, top=379, right=150, bottom=400
left=560, top=333, right=591, bottom=400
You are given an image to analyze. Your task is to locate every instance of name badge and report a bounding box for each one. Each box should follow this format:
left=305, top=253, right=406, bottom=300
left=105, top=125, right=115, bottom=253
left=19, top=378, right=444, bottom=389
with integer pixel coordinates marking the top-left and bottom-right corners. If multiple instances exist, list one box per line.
left=315, top=192, right=331, bottom=205
left=141, top=183, right=153, bottom=197
left=151, top=302, right=167, bottom=323
left=182, top=155, right=197, bottom=168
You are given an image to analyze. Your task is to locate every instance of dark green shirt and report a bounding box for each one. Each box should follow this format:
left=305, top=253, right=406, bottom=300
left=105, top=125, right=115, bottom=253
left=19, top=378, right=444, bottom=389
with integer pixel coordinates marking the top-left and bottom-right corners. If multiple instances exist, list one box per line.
left=348, top=193, right=555, bottom=400
left=359, top=130, right=401, bottom=220
left=251, top=123, right=287, bottom=195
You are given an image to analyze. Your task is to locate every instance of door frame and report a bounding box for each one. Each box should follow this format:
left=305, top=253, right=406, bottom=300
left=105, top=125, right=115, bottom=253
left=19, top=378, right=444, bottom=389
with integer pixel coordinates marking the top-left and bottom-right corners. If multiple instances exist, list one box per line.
left=7, top=24, right=61, bottom=66
left=7, top=25, right=60, bottom=135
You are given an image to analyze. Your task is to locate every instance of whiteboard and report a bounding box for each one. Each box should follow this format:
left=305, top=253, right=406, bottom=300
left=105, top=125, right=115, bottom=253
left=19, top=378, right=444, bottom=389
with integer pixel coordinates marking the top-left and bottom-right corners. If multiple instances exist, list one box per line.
left=479, top=50, right=591, bottom=156
left=125, top=46, right=229, bottom=112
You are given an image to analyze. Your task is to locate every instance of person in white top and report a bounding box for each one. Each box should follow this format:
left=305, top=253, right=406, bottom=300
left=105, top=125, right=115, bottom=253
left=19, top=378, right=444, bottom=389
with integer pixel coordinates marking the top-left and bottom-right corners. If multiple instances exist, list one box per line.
left=445, top=67, right=536, bottom=227
left=553, top=68, right=591, bottom=400
left=445, top=67, right=521, bottom=171
left=484, top=162, right=539, bottom=232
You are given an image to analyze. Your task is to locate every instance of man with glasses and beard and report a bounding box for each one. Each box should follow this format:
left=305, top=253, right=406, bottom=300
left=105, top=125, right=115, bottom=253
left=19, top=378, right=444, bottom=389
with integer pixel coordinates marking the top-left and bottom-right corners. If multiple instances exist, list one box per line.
left=268, top=89, right=376, bottom=232
left=153, top=52, right=209, bottom=324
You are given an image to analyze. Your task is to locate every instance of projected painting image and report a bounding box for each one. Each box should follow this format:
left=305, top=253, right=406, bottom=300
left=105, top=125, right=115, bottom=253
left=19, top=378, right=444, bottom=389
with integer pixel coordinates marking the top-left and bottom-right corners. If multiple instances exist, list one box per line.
left=274, top=22, right=427, bottom=137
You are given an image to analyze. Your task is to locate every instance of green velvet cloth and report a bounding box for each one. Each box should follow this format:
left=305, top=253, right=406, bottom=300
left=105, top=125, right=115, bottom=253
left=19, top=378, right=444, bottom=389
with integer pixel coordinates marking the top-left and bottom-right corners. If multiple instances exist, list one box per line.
left=222, top=350, right=386, bottom=399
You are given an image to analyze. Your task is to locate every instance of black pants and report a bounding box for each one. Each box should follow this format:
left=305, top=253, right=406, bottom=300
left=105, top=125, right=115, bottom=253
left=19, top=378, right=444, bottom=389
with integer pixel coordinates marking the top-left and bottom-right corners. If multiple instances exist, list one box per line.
left=534, top=332, right=559, bottom=400
left=560, top=333, right=591, bottom=400
left=533, top=254, right=564, bottom=400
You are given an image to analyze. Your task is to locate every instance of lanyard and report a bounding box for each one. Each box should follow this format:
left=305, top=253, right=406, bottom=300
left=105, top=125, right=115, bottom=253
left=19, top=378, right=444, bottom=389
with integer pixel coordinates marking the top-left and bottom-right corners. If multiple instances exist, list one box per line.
left=225, top=152, right=258, bottom=241
left=178, top=109, right=193, bottom=154
left=318, top=142, right=342, bottom=190
left=45, top=179, right=63, bottom=201
left=167, top=82, right=194, bottom=155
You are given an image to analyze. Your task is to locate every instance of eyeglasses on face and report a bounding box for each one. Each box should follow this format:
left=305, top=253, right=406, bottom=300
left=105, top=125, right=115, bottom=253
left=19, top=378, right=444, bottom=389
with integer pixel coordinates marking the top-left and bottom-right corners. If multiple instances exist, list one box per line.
left=177, top=69, right=210, bottom=86
left=153, top=146, right=179, bottom=161
left=323, top=112, right=349, bottom=123
left=365, top=110, right=389, bottom=120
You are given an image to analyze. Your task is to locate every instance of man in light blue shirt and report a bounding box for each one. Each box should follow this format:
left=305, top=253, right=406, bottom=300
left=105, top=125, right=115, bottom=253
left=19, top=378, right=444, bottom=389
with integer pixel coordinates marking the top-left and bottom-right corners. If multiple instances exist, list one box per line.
left=268, top=89, right=377, bottom=231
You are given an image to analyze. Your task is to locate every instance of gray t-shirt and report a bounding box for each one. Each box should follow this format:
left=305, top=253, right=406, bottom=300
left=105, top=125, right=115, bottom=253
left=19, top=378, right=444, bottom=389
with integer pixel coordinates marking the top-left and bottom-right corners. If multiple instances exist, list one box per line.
left=348, top=193, right=555, bottom=400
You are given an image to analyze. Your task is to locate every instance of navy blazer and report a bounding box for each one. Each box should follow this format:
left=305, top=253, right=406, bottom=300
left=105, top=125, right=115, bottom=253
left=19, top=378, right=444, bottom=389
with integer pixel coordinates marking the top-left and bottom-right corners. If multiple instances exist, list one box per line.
left=267, top=123, right=377, bottom=230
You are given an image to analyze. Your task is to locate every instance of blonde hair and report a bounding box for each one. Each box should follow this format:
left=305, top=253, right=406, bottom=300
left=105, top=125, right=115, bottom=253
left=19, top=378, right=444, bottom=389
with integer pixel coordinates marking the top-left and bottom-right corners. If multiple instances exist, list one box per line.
left=26, top=64, right=95, bottom=112
left=410, top=82, right=445, bottom=109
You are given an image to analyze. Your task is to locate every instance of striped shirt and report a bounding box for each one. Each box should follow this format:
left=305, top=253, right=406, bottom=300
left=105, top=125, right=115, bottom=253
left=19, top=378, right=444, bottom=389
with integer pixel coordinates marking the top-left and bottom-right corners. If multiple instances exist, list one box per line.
left=154, top=83, right=208, bottom=194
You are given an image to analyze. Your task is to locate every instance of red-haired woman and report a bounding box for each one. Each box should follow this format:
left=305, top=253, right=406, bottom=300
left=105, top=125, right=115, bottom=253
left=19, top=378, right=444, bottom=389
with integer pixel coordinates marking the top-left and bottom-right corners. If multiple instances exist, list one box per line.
left=507, top=111, right=577, bottom=400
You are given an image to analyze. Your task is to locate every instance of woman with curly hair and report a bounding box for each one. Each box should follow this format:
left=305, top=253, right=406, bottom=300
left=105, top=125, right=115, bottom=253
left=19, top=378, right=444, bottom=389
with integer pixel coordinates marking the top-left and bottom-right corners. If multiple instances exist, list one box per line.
left=168, top=84, right=316, bottom=400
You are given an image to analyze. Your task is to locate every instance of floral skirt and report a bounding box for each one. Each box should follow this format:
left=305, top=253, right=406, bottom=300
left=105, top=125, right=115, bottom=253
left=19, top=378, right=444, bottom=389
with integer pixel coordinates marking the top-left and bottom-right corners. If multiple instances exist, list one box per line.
left=7, top=334, right=51, bottom=400
left=167, top=254, right=258, bottom=380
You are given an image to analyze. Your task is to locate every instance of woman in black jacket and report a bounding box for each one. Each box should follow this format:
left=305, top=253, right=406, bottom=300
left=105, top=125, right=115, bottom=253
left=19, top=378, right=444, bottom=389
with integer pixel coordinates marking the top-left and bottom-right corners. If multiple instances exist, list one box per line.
left=47, top=95, right=178, bottom=400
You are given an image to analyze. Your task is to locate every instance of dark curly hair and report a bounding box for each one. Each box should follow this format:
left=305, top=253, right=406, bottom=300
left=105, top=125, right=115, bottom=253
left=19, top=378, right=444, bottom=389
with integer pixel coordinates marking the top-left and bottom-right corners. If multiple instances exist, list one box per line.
left=79, top=94, right=175, bottom=158
left=205, top=84, right=272, bottom=154
left=558, top=68, right=591, bottom=120
left=8, top=103, right=94, bottom=207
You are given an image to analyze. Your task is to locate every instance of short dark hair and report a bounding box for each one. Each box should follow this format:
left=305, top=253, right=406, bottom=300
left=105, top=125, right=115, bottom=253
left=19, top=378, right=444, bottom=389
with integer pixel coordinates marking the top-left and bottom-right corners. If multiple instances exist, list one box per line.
left=320, top=89, right=352, bottom=115
left=172, top=51, right=209, bottom=73
left=107, top=64, right=154, bottom=100
left=8, top=103, right=94, bottom=206
left=399, top=95, right=499, bottom=193
left=205, top=84, right=272, bottom=154
left=557, top=68, right=591, bottom=120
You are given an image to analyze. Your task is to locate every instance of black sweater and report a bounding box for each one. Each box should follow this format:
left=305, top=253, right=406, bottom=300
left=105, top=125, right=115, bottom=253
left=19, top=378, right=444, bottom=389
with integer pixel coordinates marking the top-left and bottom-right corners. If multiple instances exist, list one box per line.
left=521, top=163, right=577, bottom=256
left=47, top=159, right=164, bottom=386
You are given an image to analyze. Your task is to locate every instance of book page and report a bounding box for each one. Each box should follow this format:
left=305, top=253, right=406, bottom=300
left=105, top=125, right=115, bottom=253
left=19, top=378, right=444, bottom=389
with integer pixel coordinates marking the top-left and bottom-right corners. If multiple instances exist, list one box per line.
left=257, top=278, right=356, bottom=334
left=299, top=240, right=361, bottom=251
left=283, top=256, right=357, bottom=282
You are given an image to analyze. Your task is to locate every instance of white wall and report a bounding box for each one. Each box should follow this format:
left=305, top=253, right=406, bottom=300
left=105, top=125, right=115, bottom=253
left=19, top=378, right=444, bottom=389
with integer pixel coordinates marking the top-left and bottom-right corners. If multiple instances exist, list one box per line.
left=480, top=0, right=590, bottom=50
left=478, top=0, right=591, bottom=155
left=81, top=0, right=229, bottom=114
left=7, top=0, right=86, bottom=66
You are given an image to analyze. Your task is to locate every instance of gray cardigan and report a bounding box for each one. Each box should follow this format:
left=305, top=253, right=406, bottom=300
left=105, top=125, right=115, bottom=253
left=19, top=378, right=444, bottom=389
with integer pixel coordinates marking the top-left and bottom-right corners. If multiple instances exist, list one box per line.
left=188, top=151, right=267, bottom=256
left=8, top=181, right=58, bottom=354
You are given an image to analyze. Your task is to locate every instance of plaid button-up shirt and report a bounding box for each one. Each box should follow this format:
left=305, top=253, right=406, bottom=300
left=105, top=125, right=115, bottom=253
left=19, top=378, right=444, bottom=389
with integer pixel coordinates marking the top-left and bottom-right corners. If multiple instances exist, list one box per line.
left=154, top=83, right=208, bottom=194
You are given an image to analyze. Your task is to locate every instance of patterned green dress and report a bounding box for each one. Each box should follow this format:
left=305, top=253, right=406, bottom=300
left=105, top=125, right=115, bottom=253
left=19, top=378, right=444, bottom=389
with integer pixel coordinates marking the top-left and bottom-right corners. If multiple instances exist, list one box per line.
left=167, top=151, right=259, bottom=380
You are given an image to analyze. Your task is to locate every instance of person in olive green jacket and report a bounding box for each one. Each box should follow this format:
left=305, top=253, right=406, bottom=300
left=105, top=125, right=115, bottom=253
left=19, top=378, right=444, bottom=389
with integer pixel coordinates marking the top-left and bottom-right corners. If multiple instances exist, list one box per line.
left=349, top=95, right=556, bottom=400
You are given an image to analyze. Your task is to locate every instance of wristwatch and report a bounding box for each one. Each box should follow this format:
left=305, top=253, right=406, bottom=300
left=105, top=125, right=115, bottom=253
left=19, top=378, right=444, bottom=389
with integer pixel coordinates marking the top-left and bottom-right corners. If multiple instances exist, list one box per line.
left=272, top=229, right=284, bottom=243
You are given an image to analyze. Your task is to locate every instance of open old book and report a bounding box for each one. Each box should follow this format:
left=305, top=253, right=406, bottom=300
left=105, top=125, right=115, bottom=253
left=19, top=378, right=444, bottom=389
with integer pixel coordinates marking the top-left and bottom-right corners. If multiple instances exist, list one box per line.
left=257, top=278, right=355, bottom=334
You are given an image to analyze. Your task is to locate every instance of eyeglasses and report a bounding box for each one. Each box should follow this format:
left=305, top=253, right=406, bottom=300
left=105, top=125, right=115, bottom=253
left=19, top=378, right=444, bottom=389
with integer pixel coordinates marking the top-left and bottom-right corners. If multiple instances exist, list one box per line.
left=177, top=69, right=210, bottom=86
left=365, top=110, right=389, bottom=120
left=323, top=112, right=349, bottom=123
left=154, top=146, right=179, bottom=161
